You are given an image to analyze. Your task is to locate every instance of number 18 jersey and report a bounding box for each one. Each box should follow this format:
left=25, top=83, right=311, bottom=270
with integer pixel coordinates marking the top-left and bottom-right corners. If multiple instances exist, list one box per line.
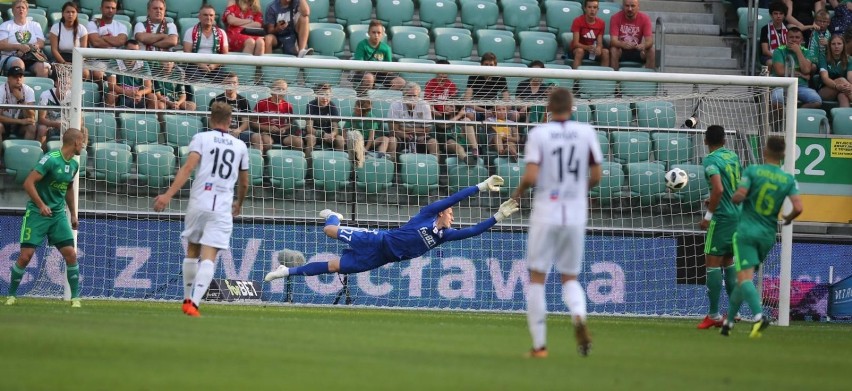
left=524, top=120, right=603, bottom=226
left=188, top=129, right=249, bottom=213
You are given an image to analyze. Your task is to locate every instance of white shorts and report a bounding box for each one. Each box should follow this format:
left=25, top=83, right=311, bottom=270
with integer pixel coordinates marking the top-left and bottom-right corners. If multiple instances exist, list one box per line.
left=526, top=223, right=585, bottom=276
left=181, top=206, right=234, bottom=250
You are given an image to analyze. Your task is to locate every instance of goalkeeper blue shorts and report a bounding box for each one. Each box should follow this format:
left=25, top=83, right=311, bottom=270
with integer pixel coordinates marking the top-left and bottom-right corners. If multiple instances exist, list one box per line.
left=336, top=228, right=390, bottom=274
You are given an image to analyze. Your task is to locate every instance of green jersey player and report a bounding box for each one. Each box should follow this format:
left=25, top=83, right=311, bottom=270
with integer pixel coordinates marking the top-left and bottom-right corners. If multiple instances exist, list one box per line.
left=721, top=136, right=803, bottom=338
left=697, top=125, right=742, bottom=329
left=6, top=128, right=86, bottom=307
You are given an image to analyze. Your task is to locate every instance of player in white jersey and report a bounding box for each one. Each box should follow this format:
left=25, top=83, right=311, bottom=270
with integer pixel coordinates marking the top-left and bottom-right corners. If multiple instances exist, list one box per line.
left=153, top=101, right=249, bottom=317
left=512, top=87, right=603, bottom=358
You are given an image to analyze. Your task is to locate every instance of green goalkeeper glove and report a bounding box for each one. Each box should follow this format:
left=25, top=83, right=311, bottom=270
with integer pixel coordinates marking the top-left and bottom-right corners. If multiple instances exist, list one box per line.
left=494, top=199, right=519, bottom=222
left=477, top=175, right=504, bottom=192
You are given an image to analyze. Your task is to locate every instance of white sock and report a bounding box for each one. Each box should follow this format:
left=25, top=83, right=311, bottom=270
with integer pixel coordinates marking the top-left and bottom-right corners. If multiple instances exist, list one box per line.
left=526, top=283, right=547, bottom=350
left=190, top=260, right=215, bottom=306
left=562, top=280, right=587, bottom=325
left=182, top=258, right=198, bottom=300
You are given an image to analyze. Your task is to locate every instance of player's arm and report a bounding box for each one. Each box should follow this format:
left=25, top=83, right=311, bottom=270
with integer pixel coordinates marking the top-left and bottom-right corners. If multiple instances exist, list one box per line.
left=731, top=186, right=748, bottom=205
left=782, top=194, right=803, bottom=225
left=443, top=218, right=498, bottom=241
left=23, top=170, right=51, bottom=216
left=153, top=151, right=200, bottom=211
left=705, top=173, right=723, bottom=214
left=419, top=175, right=504, bottom=215
left=233, top=169, right=249, bottom=217
left=65, top=180, right=78, bottom=230
left=512, top=162, right=538, bottom=201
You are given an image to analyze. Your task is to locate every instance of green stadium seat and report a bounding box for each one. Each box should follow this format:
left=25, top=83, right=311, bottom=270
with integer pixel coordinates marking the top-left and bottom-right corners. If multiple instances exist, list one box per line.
left=434, top=29, right=474, bottom=61
left=598, top=2, right=622, bottom=31
left=136, top=149, right=176, bottom=188
left=178, top=18, right=199, bottom=42
left=260, top=54, right=300, bottom=84
left=398, top=58, right=436, bottom=83
left=737, top=7, right=769, bottom=41
left=309, top=27, right=346, bottom=57
left=268, top=149, right=307, bottom=191
left=572, top=104, right=592, bottom=123
left=224, top=59, right=258, bottom=85
left=500, top=63, right=527, bottom=94
left=286, top=87, right=315, bottom=116
left=93, top=148, right=132, bottom=184
left=626, top=161, right=666, bottom=206
left=577, top=66, right=616, bottom=98
left=495, top=159, right=525, bottom=196
left=796, top=108, right=829, bottom=135
left=118, top=0, right=146, bottom=18
left=303, top=55, right=343, bottom=86
left=636, top=101, right=676, bottom=129
left=476, top=30, right=516, bottom=63
left=118, top=113, right=159, bottom=148
left=830, top=108, right=852, bottom=135
left=391, top=30, right=431, bottom=60
left=45, top=140, right=62, bottom=152
left=335, top=96, right=357, bottom=119
left=545, top=1, right=582, bottom=38
left=652, top=132, right=693, bottom=169
left=502, top=0, right=541, bottom=38
left=376, top=0, right=416, bottom=29
left=461, top=1, right=500, bottom=31
left=2, top=140, right=43, bottom=184
left=243, top=90, right=271, bottom=111
left=26, top=77, right=54, bottom=97
left=448, top=60, right=478, bottom=92
left=168, top=0, right=202, bottom=19
left=619, top=67, right=658, bottom=96
left=671, top=163, right=708, bottom=206
left=247, top=148, right=264, bottom=186
left=611, top=131, right=651, bottom=163
left=91, top=142, right=130, bottom=163
left=448, top=163, right=489, bottom=194
left=420, top=0, right=459, bottom=30
left=596, top=130, right=610, bottom=158
left=311, top=150, right=352, bottom=191
left=334, top=0, right=373, bottom=27
left=518, top=31, right=559, bottom=64
left=80, top=0, right=101, bottom=14
left=29, top=13, right=49, bottom=36
left=590, top=161, right=624, bottom=206
left=84, top=112, right=118, bottom=144
left=356, top=157, right=396, bottom=194
left=306, top=0, right=330, bottom=23
left=445, top=156, right=484, bottom=174
left=134, top=144, right=173, bottom=155
left=193, top=86, right=225, bottom=112
left=164, top=115, right=202, bottom=147
left=399, top=153, right=439, bottom=195
left=593, top=102, right=632, bottom=128
left=81, top=81, right=101, bottom=108
left=367, top=90, right=402, bottom=119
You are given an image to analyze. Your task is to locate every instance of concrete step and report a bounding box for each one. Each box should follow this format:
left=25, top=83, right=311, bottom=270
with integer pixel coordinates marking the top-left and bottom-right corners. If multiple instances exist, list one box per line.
left=665, top=55, right=739, bottom=68
left=662, top=34, right=738, bottom=47
left=665, top=44, right=732, bottom=58
left=641, top=0, right=714, bottom=14
left=646, top=11, right=714, bottom=25
left=661, top=23, right=721, bottom=35
left=663, top=66, right=745, bottom=75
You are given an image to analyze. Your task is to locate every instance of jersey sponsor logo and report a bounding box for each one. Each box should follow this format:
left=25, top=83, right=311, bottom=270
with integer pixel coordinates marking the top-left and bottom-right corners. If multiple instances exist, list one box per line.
left=418, top=226, right=437, bottom=248
left=49, top=181, right=68, bottom=191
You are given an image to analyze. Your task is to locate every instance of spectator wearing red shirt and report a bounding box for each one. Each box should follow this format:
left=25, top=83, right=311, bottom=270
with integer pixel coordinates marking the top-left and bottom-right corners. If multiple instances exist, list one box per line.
left=570, top=0, right=609, bottom=69
left=223, top=0, right=266, bottom=55
left=425, top=60, right=478, bottom=162
left=609, top=0, right=655, bottom=70
left=253, top=79, right=299, bottom=153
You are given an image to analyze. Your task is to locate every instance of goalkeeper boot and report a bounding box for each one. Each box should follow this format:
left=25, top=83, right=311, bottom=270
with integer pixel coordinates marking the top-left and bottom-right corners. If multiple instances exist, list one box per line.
left=71, top=299, right=82, bottom=308
left=720, top=321, right=732, bottom=337
left=749, top=317, right=771, bottom=339
left=264, top=265, right=290, bottom=282
left=526, top=347, right=548, bottom=359
left=319, top=209, right=344, bottom=221
left=182, top=299, right=193, bottom=314
left=4, top=296, right=16, bottom=306
left=697, top=315, right=724, bottom=329
left=184, top=301, right=201, bottom=318
left=574, top=322, right=592, bottom=357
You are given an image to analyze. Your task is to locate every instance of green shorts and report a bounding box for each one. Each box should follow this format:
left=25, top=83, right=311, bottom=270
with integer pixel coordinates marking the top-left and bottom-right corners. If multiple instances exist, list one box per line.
left=20, top=209, right=75, bottom=249
left=732, top=232, right=774, bottom=272
left=704, top=218, right=737, bottom=256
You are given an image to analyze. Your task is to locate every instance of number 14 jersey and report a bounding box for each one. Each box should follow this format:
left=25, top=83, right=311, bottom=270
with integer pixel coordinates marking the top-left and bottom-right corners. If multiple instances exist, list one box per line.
left=188, top=129, right=249, bottom=213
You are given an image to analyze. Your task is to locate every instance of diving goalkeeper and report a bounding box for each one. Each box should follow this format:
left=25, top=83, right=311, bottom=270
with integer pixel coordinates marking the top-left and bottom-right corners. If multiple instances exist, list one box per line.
left=264, top=175, right=519, bottom=279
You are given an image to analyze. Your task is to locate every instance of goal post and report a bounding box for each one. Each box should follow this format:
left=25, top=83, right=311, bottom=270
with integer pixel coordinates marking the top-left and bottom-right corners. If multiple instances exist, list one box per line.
left=53, top=47, right=800, bottom=324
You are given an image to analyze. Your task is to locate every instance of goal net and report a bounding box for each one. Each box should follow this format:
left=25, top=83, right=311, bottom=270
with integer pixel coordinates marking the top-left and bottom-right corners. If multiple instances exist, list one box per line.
left=27, top=49, right=798, bottom=323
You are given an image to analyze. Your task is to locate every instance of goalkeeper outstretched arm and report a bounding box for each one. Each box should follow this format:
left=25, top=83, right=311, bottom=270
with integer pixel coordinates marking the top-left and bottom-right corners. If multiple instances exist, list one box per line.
left=441, top=199, right=520, bottom=241
left=419, top=175, right=506, bottom=215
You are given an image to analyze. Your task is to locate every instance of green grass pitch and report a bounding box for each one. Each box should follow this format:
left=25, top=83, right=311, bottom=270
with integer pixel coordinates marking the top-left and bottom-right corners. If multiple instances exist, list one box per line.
left=0, top=299, right=848, bottom=390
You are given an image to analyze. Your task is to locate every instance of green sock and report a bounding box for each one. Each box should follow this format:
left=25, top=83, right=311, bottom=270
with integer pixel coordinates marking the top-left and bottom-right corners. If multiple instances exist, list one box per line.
left=66, top=263, right=80, bottom=299
left=724, top=265, right=737, bottom=297
left=727, top=284, right=743, bottom=324
left=8, top=264, right=25, bottom=297
left=739, top=280, right=763, bottom=319
left=706, top=267, right=723, bottom=316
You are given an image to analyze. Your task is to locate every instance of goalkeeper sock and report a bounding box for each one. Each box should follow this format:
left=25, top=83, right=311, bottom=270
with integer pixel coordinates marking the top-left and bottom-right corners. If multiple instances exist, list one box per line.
left=706, top=267, right=723, bottom=317
left=526, top=283, right=547, bottom=350
left=727, top=283, right=743, bottom=325
left=724, top=265, right=738, bottom=297
left=325, top=215, right=340, bottom=227
left=66, top=263, right=80, bottom=299
left=182, top=258, right=199, bottom=300
left=562, top=280, right=587, bottom=324
left=739, top=280, right=763, bottom=320
left=289, top=262, right=330, bottom=276
left=190, top=260, right=215, bottom=306
left=8, top=264, right=26, bottom=297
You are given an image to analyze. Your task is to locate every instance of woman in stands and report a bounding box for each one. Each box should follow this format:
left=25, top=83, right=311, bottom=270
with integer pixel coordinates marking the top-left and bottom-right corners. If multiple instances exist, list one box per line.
left=817, top=34, right=852, bottom=108
left=223, top=0, right=266, bottom=56
left=0, top=0, right=50, bottom=77
left=49, top=2, right=90, bottom=80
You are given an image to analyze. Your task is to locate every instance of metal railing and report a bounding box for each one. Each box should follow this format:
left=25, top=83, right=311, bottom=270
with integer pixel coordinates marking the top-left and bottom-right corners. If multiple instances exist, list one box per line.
left=654, top=16, right=666, bottom=72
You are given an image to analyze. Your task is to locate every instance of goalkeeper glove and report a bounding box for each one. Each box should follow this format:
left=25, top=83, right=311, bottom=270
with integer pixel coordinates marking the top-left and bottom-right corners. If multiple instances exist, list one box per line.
left=477, top=175, right=504, bottom=192
left=494, top=199, right=519, bottom=222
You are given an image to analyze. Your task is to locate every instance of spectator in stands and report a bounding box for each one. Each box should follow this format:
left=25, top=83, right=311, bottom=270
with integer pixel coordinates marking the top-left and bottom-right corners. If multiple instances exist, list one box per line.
left=105, top=40, right=154, bottom=109
left=846, top=27, right=852, bottom=56
left=223, top=0, right=266, bottom=56
left=828, top=0, right=852, bottom=36
left=305, top=83, right=341, bottom=152
left=263, top=0, right=313, bottom=57
left=609, top=0, right=655, bottom=70
left=464, top=52, right=511, bottom=122
left=87, top=0, right=128, bottom=82
left=770, top=26, right=822, bottom=109
left=807, top=10, right=832, bottom=61
left=344, top=99, right=395, bottom=159
left=0, top=66, right=36, bottom=142
left=36, top=70, right=87, bottom=149
left=211, top=72, right=262, bottom=149
left=134, top=0, right=179, bottom=52
left=817, top=34, right=852, bottom=107
left=49, top=2, right=89, bottom=80
left=253, top=79, right=300, bottom=153
left=783, top=0, right=825, bottom=42
left=352, top=20, right=405, bottom=94
left=761, top=2, right=789, bottom=69
left=570, top=0, right=609, bottom=69
left=152, top=61, right=195, bottom=112
left=487, top=105, right=520, bottom=161
left=183, top=4, right=229, bottom=82
left=516, top=60, right=554, bottom=124
left=0, top=0, right=50, bottom=77
left=426, top=60, right=478, bottom=163
left=390, top=81, right=438, bottom=159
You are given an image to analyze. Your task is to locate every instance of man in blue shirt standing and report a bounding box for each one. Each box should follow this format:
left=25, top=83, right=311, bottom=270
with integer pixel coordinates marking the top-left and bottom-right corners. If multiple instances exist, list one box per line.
left=264, top=176, right=519, bottom=279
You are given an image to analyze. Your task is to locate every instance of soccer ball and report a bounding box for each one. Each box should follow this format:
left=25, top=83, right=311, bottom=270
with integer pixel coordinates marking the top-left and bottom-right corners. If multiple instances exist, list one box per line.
left=665, top=168, right=689, bottom=191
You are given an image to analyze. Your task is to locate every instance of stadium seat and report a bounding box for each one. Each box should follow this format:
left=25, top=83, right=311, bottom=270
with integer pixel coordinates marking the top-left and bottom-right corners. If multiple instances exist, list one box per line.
left=134, top=144, right=173, bottom=155
left=737, top=7, right=770, bottom=41
left=118, top=113, right=159, bottom=148
left=26, top=77, right=54, bottom=97
left=495, top=159, right=525, bottom=196
left=398, top=58, right=436, bottom=85
left=391, top=30, right=431, bottom=60
left=260, top=54, right=300, bottom=84
left=243, top=90, right=271, bottom=112
left=399, top=153, right=439, bottom=195
left=461, top=1, right=500, bottom=32
left=308, top=23, right=345, bottom=32
left=652, top=132, right=693, bottom=168
left=303, top=55, right=343, bottom=86
left=572, top=104, right=592, bottom=123
left=476, top=30, right=516, bottom=63
left=375, top=0, right=416, bottom=30
left=356, top=157, right=396, bottom=194
left=311, top=150, right=352, bottom=191
left=367, top=89, right=402, bottom=119
left=830, top=108, right=852, bottom=135
left=45, top=140, right=62, bottom=152
left=84, top=112, right=118, bottom=144
left=334, top=0, right=373, bottom=27
left=334, top=96, right=357, bottom=119
left=434, top=29, right=474, bottom=61
left=590, top=161, right=624, bottom=206
left=420, top=0, right=459, bottom=30
left=81, top=81, right=101, bottom=108
left=309, top=27, right=346, bottom=57
left=611, top=130, right=651, bottom=163
left=596, top=130, right=610, bottom=158
left=167, top=0, right=202, bottom=19
left=286, top=86, right=315, bottom=117
left=119, top=0, right=146, bottom=18
left=619, top=67, right=658, bottom=96
left=671, top=163, right=709, bottom=206
left=193, top=86, right=225, bottom=112
left=449, top=163, right=489, bottom=194
left=796, top=108, right=829, bottom=135
left=635, top=101, right=677, bottom=129
left=445, top=157, right=484, bottom=175
left=2, top=140, right=43, bottom=184
left=136, top=149, right=176, bottom=188
left=247, top=148, right=264, bottom=186
left=545, top=1, right=582, bottom=38
left=178, top=18, right=199, bottom=42
left=91, top=141, right=130, bottom=155
left=500, top=63, right=527, bottom=93
left=29, top=13, right=49, bottom=36
left=268, top=149, right=307, bottom=191
left=598, top=2, right=622, bottom=31
left=306, top=0, right=330, bottom=23
left=79, top=0, right=101, bottom=14
left=626, top=161, right=666, bottom=206
left=224, top=61, right=258, bottom=85
left=164, top=115, right=202, bottom=147
left=577, top=66, right=616, bottom=98
left=594, top=102, right=632, bottom=128
left=93, top=148, right=132, bottom=184
left=448, top=60, right=478, bottom=92
left=519, top=31, right=559, bottom=64
left=502, top=0, right=541, bottom=38
left=544, top=63, right=574, bottom=87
